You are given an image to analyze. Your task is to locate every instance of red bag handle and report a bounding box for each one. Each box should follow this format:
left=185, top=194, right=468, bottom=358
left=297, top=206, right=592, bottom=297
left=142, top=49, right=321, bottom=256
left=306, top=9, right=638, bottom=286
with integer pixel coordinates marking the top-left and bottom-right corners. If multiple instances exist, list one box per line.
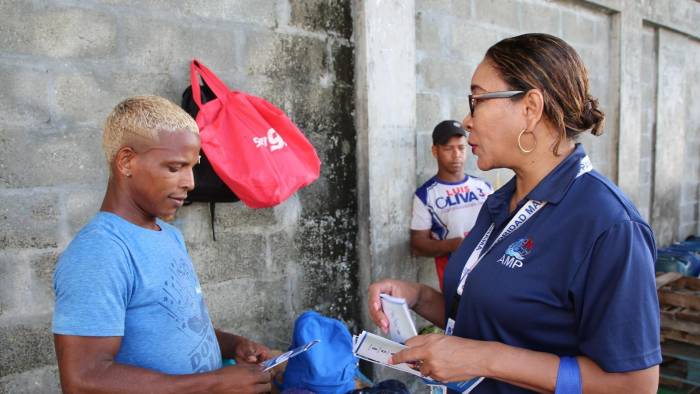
left=190, top=59, right=232, bottom=108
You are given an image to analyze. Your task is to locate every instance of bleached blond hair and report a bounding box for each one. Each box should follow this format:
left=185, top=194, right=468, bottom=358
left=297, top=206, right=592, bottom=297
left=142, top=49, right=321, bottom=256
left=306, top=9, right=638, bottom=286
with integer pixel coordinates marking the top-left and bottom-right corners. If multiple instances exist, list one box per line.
left=103, top=95, right=199, bottom=164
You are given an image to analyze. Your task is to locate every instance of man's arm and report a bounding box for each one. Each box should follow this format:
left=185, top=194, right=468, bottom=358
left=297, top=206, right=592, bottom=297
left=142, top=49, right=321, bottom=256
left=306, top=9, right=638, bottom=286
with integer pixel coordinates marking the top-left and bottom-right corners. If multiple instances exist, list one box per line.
left=54, top=335, right=271, bottom=394
left=215, top=329, right=270, bottom=364
left=410, top=229, right=463, bottom=257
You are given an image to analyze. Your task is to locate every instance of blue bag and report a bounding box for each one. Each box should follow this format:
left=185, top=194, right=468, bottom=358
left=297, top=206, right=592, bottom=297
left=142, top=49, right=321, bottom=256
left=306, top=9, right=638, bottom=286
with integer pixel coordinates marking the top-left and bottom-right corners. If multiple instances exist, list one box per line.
left=282, top=311, right=358, bottom=394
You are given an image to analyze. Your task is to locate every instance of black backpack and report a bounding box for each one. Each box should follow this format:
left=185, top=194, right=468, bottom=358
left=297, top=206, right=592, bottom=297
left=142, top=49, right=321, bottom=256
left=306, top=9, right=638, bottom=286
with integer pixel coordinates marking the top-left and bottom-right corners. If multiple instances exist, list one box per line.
left=181, top=81, right=240, bottom=240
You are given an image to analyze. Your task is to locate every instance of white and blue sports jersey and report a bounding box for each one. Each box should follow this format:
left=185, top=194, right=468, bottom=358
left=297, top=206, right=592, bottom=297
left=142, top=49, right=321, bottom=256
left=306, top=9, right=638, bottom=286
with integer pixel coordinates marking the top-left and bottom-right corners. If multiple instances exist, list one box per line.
left=411, top=175, right=493, bottom=240
left=443, top=144, right=661, bottom=393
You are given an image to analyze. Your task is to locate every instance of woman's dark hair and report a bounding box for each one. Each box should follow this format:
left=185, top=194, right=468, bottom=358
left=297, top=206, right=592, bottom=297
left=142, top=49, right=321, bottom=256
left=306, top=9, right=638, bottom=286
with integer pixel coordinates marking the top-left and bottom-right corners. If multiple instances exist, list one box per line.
left=485, top=33, right=605, bottom=154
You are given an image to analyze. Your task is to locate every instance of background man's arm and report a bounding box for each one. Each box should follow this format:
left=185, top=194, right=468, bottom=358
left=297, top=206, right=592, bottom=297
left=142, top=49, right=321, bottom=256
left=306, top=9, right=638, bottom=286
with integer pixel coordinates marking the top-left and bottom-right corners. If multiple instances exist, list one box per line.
left=410, top=229, right=463, bottom=257
left=54, top=335, right=271, bottom=394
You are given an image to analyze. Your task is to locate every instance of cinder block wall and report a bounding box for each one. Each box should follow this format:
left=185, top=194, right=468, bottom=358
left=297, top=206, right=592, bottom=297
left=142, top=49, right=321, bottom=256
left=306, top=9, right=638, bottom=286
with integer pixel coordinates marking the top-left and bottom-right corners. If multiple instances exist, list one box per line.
left=413, top=0, right=700, bottom=289
left=0, top=0, right=356, bottom=391
left=415, top=0, right=616, bottom=191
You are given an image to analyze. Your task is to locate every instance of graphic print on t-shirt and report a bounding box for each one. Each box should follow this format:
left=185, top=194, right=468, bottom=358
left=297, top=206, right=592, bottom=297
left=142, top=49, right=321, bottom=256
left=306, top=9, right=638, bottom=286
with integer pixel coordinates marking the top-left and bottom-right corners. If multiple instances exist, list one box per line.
left=411, top=175, right=493, bottom=241
left=160, top=256, right=219, bottom=373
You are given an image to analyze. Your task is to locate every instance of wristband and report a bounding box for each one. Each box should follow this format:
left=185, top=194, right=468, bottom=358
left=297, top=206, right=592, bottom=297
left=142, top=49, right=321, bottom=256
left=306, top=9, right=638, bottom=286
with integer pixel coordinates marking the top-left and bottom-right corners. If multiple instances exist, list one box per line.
left=555, top=356, right=581, bottom=394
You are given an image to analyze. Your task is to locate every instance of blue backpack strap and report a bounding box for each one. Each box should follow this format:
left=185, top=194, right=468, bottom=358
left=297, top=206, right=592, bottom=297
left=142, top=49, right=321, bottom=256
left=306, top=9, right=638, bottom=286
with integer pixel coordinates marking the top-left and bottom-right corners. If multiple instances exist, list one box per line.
left=555, top=356, right=582, bottom=394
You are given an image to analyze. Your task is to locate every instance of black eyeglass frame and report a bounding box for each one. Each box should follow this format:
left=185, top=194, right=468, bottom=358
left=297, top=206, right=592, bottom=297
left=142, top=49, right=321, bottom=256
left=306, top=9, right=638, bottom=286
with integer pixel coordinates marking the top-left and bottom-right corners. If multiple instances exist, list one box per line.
left=468, top=90, right=525, bottom=116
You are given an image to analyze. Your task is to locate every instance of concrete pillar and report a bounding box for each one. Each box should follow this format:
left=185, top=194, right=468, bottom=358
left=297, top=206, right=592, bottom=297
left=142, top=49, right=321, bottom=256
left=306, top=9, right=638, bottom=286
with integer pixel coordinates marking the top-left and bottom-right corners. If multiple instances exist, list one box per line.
left=652, top=29, right=688, bottom=245
left=354, top=0, right=417, bottom=330
left=615, top=7, right=644, bottom=210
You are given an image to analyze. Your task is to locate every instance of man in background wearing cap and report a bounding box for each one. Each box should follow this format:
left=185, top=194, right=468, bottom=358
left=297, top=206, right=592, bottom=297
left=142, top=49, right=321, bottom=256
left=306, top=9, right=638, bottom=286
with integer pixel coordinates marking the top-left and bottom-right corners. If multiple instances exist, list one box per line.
left=410, top=120, right=493, bottom=291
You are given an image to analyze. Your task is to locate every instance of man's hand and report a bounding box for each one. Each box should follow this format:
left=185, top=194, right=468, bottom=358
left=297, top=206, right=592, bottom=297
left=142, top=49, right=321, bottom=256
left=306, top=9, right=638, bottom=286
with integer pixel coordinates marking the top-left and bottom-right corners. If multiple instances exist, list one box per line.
left=212, top=364, right=271, bottom=393
left=231, top=336, right=271, bottom=364
left=410, top=230, right=464, bottom=257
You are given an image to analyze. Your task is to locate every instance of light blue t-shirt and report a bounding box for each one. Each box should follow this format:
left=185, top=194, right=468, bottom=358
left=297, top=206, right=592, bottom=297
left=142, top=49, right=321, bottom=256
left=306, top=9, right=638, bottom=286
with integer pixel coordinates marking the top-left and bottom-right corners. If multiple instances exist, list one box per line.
left=53, top=212, right=222, bottom=374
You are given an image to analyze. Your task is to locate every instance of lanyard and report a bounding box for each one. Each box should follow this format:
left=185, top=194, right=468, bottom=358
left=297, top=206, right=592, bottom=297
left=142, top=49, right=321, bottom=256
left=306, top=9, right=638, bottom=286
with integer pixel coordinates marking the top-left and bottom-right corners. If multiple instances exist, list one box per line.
left=456, top=199, right=545, bottom=296
left=445, top=155, right=592, bottom=336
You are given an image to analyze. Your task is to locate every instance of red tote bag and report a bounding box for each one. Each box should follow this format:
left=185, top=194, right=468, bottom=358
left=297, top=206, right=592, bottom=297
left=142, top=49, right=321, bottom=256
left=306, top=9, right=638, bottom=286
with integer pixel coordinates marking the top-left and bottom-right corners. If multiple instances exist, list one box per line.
left=189, top=60, right=321, bottom=208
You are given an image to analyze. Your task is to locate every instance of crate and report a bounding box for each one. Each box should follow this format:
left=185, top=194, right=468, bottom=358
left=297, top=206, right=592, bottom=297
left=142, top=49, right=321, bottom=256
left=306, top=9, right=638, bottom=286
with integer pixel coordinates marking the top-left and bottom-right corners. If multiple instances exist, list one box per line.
left=657, top=273, right=700, bottom=392
left=657, top=273, right=700, bottom=346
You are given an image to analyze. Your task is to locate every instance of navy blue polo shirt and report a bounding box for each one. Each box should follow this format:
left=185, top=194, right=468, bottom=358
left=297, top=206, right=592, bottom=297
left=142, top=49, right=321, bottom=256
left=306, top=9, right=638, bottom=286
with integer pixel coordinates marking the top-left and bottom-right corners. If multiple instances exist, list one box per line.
left=443, top=144, right=661, bottom=394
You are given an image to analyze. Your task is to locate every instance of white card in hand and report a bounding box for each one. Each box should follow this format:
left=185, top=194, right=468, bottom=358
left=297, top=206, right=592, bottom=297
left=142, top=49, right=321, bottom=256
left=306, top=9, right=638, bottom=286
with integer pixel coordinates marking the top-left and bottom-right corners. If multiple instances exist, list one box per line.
left=260, top=339, right=320, bottom=372
left=380, top=294, right=418, bottom=343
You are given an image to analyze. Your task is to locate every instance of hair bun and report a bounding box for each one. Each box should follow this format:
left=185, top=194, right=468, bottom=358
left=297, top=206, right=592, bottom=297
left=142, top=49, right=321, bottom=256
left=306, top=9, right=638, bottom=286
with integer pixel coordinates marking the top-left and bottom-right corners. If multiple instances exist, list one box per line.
left=580, top=96, right=605, bottom=136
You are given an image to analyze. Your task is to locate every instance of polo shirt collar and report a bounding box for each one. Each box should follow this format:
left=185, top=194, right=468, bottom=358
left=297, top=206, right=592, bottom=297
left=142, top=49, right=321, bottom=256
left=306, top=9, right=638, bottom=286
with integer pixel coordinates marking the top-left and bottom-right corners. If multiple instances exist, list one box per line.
left=485, top=143, right=588, bottom=221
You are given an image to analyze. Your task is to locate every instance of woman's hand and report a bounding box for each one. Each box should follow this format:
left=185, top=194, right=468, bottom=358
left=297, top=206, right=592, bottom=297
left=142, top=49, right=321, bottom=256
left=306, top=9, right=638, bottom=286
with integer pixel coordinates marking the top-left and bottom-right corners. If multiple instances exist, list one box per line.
left=367, top=279, right=421, bottom=333
left=390, top=334, right=493, bottom=383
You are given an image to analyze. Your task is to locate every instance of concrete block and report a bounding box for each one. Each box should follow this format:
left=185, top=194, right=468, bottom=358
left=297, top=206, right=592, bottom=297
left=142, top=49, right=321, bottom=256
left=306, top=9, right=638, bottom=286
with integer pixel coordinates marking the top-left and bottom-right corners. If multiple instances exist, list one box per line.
left=473, top=0, right=521, bottom=29
left=0, top=128, right=106, bottom=188
left=123, top=17, right=238, bottom=76
left=66, top=188, right=105, bottom=238
left=452, top=0, right=471, bottom=19
left=54, top=71, right=178, bottom=127
left=29, top=251, right=59, bottom=295
left=0, top=323, right=55, bottom=377
left=0, top=251, right=56, bottom=323
left=450, top=96, right=469, bottom=124
left=450, top=23, right=505, bottom=63
left=0, top=2, right=116, bottom=59
left=269, top=231, right=298, bottom=275
left=244, top=32, right=327, bottom=87
left=416, top=132, right=437, bottom=174
left=172, top=203, right=213, bottom=245
left=0, top=67, right=50, bottom=127
left=417, top=58, right=471, bottom=94
left=215, top=203, right=277, bottom=229
left=203, top=278, right=293, bottom=350
left=181, top=0, right=277, bottom=27
left=416, top=93, right=443, bottom=132
left=416, top=12, right=443, bottom=54
left=0, top=192, right=59, bottom=249
left=521, top=2, right=561, bottom=35
left=273, top=195, right=302, bottom=231
left=293, top=211, right=359, bottom=323
left=561, top=11, right=597, bottom=45
left=290, top=0, right=352, bottom=38
left=0, top=365, right=60, bottom=394
left=416, top=0, right=451, bottom=14
left=681, top=183, right=699, bottom=206
left=331, top=42, right=354, bottom=86
left=188, top=233, right=267, bottom=284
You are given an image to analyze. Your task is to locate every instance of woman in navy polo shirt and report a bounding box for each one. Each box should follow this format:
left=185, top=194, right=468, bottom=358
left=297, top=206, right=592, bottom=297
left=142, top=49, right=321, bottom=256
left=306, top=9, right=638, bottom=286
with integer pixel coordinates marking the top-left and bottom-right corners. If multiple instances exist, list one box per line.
left=368, top=33, right=660, bottom=393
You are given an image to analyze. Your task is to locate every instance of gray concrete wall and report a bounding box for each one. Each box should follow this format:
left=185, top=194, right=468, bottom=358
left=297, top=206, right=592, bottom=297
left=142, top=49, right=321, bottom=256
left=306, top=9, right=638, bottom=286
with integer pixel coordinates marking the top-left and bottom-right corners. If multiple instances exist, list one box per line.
left=413, top=0, right=700, bottom=291
left=0, top=0, right=356, bottom=391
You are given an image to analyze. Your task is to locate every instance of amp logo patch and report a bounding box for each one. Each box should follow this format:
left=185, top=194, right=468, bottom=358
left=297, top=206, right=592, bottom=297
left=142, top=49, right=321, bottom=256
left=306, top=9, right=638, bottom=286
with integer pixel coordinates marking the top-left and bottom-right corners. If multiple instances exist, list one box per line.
left=497, top=238, right=533, bottom=269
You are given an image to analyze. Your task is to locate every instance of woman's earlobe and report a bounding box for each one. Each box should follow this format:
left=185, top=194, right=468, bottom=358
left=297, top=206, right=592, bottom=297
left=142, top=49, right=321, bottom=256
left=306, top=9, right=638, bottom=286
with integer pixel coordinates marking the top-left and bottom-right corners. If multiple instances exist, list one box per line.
left=524, top=90, right=545, bottom=122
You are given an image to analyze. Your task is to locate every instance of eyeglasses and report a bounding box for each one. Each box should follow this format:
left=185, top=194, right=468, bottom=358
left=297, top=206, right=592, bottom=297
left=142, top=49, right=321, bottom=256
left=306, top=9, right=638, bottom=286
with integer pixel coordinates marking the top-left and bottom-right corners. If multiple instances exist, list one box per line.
left=468, top=90, right=525, bottom=116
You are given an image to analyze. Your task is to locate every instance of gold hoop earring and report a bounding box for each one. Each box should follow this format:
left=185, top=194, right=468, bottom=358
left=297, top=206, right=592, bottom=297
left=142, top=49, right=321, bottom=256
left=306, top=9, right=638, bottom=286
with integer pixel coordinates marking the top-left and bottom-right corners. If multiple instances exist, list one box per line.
left=517, top=128, right=536, bottom=153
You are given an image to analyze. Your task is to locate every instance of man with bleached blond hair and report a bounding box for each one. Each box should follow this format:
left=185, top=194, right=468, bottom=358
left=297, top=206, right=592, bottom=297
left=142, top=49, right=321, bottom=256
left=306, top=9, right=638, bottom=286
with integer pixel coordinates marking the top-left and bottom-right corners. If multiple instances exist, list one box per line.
left=53, top=96, right=272, bottom=393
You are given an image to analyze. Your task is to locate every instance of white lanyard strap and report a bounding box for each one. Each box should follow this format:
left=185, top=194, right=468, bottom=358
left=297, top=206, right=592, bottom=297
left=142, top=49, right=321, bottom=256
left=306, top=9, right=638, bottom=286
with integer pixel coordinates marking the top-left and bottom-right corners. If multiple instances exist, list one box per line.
left=455, top=155, right=593, bottom=296
left=456, top=200, right=545, bottom=295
